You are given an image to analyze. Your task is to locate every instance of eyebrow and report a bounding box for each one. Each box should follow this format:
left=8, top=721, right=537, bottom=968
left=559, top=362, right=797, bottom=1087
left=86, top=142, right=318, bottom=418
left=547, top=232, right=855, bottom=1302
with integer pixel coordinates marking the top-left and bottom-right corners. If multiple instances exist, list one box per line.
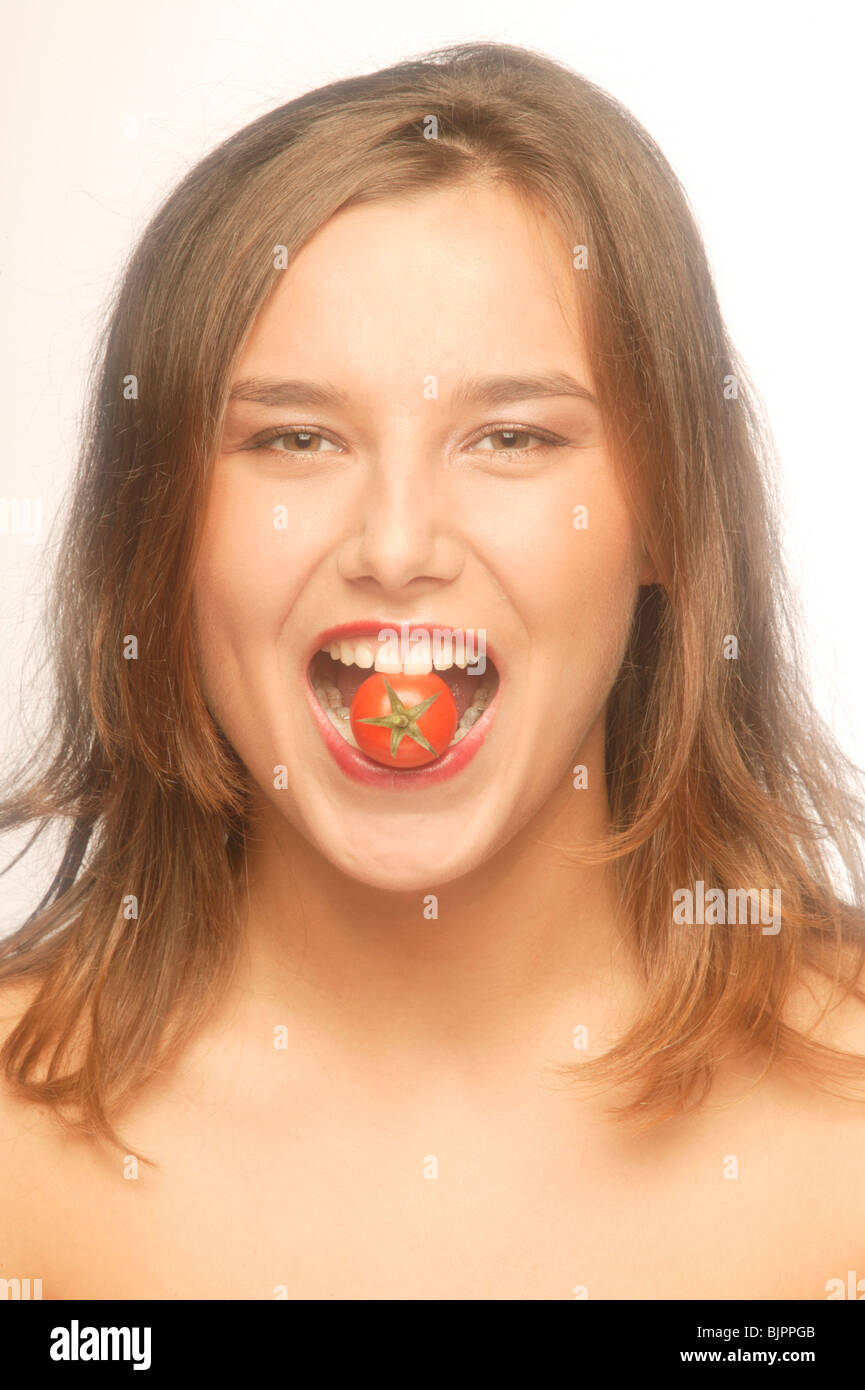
left=227, top=370, right=598, bottom=410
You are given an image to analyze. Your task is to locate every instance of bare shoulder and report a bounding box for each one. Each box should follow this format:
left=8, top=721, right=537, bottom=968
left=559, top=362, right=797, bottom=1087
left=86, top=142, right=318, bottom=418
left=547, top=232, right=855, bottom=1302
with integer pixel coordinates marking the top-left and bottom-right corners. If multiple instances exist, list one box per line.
left=781, top=941, right=865, bottom=1054
left=768, top=947, right=865, bottom=1252
left=0, top=980, right=65, bottom=1276
left=0, top=977, right=44, bottom=1131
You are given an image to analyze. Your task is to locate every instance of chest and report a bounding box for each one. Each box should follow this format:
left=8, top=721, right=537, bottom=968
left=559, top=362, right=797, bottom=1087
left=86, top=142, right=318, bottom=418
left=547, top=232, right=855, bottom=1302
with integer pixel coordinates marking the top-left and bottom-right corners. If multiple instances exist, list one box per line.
left=30, top=1092, right=859, bottom=1300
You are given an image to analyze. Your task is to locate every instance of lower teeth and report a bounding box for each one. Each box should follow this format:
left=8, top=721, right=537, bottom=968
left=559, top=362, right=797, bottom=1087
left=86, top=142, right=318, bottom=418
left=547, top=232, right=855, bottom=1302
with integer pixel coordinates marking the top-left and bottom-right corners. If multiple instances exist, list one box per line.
left=314, top=679, right=492, bottom=750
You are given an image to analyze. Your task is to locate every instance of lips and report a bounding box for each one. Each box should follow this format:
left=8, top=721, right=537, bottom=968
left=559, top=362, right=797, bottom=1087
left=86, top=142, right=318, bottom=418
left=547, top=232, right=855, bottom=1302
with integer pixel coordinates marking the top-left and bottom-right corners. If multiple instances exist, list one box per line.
left=302, top=621, right=502, bottom=787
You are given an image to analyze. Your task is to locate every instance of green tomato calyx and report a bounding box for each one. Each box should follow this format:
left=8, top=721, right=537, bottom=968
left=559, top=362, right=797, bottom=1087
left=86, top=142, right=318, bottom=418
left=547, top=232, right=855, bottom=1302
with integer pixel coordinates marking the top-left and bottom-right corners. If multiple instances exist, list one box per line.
left=356, top=677, right=441, bottom=760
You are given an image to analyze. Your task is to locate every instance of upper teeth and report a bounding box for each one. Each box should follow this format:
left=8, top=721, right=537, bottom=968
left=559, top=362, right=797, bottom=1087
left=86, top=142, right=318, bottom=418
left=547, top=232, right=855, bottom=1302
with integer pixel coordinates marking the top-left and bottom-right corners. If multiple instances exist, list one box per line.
left=322, top=637, right=470, bottom=675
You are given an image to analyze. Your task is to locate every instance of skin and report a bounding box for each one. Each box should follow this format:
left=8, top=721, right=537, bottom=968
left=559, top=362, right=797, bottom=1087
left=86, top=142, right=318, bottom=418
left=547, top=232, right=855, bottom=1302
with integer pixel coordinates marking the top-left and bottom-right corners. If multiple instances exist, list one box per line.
left=1, top=182, right=864, bottom=1300
left=193, top=179, right=653, bottom=892
left=189, top=179, right=652, bottom=1069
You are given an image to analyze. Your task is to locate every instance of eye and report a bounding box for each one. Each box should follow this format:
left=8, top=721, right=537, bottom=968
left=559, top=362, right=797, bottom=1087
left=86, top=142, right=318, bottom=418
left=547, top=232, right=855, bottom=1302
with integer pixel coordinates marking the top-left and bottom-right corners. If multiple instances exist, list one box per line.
left=246, top=423, right=567, bottom=458
left=467, top=426, right=564, bottom=455
left=250, top=428, right=341, bottom=455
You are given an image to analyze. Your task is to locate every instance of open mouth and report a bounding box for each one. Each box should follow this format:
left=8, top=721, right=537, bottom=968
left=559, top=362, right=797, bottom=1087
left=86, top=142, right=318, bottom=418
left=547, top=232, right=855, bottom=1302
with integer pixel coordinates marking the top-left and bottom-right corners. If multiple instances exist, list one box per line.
left=307, top=640, right=500, bottom=753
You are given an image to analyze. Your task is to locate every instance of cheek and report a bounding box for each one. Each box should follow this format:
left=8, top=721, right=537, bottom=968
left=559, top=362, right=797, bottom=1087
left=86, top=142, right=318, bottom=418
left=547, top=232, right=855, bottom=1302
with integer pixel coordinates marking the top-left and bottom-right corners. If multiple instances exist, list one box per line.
left=556, top=505, right=641, bottom=634
left=558, top=492, right=642, bottom=692
left=193, top=468, right=329, bottom=645
left=191, top=480, right=288, bottom=726
left=480, top=460, right=642, bottom=644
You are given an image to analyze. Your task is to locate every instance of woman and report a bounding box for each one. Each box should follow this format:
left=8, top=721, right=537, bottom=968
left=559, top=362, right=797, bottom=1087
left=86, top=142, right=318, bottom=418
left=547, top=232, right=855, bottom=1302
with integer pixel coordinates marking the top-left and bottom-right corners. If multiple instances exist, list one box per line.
left=1, top=40, right=864, bottom=1300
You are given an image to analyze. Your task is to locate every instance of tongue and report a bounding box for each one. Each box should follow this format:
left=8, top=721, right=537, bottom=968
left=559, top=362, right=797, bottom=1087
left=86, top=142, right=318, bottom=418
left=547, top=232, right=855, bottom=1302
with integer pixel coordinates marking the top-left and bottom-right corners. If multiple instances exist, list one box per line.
left=334, top=663, right=480, bottom=721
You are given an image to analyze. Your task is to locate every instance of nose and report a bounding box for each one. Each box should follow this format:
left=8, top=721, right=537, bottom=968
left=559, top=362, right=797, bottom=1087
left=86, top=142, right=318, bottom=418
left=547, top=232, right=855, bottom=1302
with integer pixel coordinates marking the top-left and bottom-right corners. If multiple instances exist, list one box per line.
left=337, top=437, right=464, bottom=596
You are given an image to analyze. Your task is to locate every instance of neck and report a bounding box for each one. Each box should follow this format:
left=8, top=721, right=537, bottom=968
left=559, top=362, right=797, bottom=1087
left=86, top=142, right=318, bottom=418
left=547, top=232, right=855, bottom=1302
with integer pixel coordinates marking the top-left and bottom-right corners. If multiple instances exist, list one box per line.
left=233, top=738, right=643, bottom=1070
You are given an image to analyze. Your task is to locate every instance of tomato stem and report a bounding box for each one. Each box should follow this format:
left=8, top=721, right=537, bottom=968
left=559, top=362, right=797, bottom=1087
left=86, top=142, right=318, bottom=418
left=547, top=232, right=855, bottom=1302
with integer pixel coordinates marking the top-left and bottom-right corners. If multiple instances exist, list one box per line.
left=355, top=677, right=441, bottom=759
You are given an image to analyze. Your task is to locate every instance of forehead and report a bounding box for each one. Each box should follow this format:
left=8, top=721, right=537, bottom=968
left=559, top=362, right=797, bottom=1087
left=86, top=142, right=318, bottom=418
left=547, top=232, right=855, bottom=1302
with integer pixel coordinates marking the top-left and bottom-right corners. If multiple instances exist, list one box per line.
left=235, top=182, right=593, bottom=390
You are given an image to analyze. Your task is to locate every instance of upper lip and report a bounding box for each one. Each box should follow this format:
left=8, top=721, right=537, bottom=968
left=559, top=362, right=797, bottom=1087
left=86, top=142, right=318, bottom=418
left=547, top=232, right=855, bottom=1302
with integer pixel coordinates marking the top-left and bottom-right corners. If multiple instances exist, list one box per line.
left=304, top=620, right=503, bottom=675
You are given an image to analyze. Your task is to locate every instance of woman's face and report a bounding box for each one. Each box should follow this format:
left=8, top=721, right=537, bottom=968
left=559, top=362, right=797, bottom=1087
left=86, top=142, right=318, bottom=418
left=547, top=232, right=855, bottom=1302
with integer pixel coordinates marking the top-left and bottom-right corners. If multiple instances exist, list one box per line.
left=193, top=181, right=652, bottom=890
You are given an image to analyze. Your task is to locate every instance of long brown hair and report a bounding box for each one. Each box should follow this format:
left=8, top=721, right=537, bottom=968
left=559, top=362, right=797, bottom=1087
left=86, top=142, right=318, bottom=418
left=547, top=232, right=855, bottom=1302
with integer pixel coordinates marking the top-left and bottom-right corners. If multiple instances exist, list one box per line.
left=2, top=39, right=864, bottom=1164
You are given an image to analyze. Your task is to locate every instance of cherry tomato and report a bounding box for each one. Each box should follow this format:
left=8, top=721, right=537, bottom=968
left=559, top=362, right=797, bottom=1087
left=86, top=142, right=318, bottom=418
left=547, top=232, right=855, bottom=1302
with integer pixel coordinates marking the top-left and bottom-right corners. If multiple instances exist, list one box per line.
left=349, top=672, right=458, bottom=767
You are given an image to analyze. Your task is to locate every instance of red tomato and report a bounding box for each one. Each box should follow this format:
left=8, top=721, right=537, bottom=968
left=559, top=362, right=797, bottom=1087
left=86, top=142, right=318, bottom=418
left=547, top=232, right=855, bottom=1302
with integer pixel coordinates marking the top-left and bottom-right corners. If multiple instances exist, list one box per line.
left=349, top=672, right=458, bottom=767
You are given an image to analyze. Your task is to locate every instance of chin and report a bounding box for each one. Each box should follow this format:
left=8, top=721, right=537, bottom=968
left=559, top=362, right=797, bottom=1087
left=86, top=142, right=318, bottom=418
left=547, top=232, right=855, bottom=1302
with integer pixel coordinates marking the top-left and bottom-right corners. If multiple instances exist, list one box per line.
left=308, top=816, right=493, bottom=893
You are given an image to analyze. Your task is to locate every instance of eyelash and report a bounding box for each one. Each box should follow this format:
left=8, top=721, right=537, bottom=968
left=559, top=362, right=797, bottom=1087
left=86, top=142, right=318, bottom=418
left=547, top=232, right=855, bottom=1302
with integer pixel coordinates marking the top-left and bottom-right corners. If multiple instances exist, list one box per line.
left=248, top=423, right=567, bottom=458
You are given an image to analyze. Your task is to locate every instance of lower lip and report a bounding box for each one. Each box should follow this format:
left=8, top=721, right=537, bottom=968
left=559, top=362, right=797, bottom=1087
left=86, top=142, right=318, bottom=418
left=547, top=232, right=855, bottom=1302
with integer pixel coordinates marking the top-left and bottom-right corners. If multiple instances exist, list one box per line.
left=304, top=671, right=501, bottom=788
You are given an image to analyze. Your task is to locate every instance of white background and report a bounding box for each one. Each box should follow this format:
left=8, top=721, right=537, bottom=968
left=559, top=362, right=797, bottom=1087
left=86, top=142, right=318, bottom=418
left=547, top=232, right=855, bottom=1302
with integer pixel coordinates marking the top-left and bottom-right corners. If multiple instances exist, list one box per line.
left=1, top=0, right=862, bottom=932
